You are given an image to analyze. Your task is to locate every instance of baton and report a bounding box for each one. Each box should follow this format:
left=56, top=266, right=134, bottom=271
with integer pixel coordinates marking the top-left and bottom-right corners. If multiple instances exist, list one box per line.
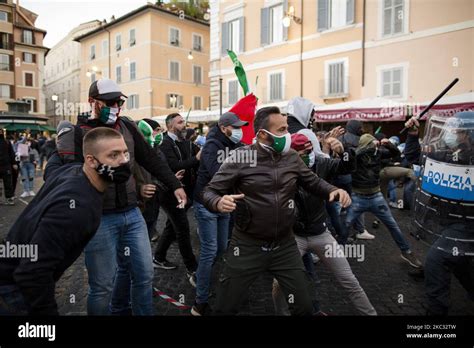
left=400, top=78, right=459, bottom=134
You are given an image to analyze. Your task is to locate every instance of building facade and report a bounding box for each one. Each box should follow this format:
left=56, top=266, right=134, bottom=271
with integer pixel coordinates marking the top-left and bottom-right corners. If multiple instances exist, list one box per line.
left=44, top=20, right=101, bottom=125
left=0, top=0, right=48, bottom=116
left=75, top=3, right=210, bottom=120
left=209, top=0, right=473, bottom=115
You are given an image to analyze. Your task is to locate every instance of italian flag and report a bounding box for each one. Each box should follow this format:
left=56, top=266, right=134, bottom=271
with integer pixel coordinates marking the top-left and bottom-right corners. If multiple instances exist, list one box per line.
left=227, top=50, right=257, bottom=144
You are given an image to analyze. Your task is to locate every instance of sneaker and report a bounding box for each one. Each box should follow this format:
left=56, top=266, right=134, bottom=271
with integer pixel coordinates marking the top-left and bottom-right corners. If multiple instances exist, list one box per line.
left=20, top=191, right=29, bottom=198
left=311, top=253, right=320, bottom=264
left=151, top=234, right=159, bottom=242
left=356, top=230, right=375, bottom=240
left=5, top=198, right=15, bottom=205
left=187, top=271, right=197, bottom=288
left=191, top=302, right=212, bottom=316
left=152, top=258, right=177, bottom=270
left=401, top=251, right=423, bottom=269
left=28, top=191, right=36, bottom=197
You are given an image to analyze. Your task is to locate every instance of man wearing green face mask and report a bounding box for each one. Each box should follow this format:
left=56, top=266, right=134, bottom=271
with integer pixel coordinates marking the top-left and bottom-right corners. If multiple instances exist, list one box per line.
left=201, top=106, right=351, bottom=315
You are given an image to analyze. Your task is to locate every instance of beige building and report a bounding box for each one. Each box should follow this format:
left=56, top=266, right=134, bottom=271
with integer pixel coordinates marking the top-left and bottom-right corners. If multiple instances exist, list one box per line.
left=44, top=20, right=101, bottom=125
left=75, top=3, right=210, bottom=120
left=0, top=0, right=48, bottom=115
left=209, top=0, right=473, bottom=120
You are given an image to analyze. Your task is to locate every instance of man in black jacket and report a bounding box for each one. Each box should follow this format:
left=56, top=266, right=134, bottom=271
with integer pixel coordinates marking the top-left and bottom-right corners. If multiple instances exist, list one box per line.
left=272, top=133, right=376, bottom=315
left=0, top=127, right=125, bottom=315
left=153, top=113, right=200, bottom=285
left=0, top=127, right=16, bottom=205
left=191, top=112, right=246, bottom=316
left=201, top=107, right=351, bottom=315
left=346, top=134, right=422, bottom=268
left=46, top=79, right=185, bottom=315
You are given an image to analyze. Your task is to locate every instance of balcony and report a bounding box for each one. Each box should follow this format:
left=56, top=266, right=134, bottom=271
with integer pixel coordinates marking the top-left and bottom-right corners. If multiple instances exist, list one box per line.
left=319, top=76, right=350, bottom=100
left=0, top=61, right=13, bottom=71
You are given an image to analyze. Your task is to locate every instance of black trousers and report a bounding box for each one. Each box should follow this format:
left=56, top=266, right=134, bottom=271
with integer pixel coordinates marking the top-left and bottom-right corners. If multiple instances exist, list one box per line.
left=425, top=242, right=474, bottom=315
left=214, top=234, right=315, bottom=315
left=0, top=169, right=14, bottom=198
left=154, top=191, right=197, bottom=272
left=142, top=194, right=160, bottom=239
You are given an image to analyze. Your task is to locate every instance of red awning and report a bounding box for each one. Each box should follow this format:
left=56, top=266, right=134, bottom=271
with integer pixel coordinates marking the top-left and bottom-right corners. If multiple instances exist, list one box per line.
left=419, top=102, right=474, bottom=120
left=315, top=107, right=407, bottom=123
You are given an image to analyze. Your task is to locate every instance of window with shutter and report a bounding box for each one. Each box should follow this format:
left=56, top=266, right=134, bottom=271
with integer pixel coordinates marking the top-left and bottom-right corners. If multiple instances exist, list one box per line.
left=0, top=11, right=7, bottom=22
left=193, top=34, right=202, bottom=51
left=0, top=84, right=10, bottom=98
left=170, top=28, right=180, bottom=46
left=129, top=29, right=136, bottom=46
left=25, top=73, right=33, bottom=87
left=170, top=61, right=180, bottom=81
left=383, top=0, right=405, bottom=36
left=193, top=96, right=202, bottom=110
left=381, top=67, right=403, bottom=97
left=221, top=21, right=229, bottom=55
left=116, top=66, right=122, bottom=83
left=0, top=53, right=9, bottom=71
left=90, top=45, right=96, bottom=60
left=102, top=40, right=108, bottom=57
left=229, top=19, right=240, bottom=53
left=130, top=62, right=136, bottom=80
left=327, top=61, right=346, bottom=96
left=318, top=0, right=355, bottom=31
left=23, top=30, right=33, bottom=44
left=116, top=34, right=122, bottom=51
left=193, top=66, right=202, bottom=84
left=269, top=73, right=283, bottom=101
left=270, top=5, right=283, bottom=44
left=261, top=7, right=270, bottom=45
left=228, top=80, right=238, bottom=105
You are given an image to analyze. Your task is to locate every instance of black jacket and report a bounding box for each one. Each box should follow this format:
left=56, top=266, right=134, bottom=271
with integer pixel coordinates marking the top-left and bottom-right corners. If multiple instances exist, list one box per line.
left=159, top=132, right=200, bottom=199
left=352, top=142, right=400, bottom=193
left=202, top=143, right=337, bottom=243
left=0, top=164, right=103, bottom=315
left=294, top=151, right=355, bottom=237
left=193, top=125, right=241, bottom=204
left=0, top=135, right=15, bottom=172
left=403, top=133, right=421, bottom=166
left=46, top=116, right=182, bottom=212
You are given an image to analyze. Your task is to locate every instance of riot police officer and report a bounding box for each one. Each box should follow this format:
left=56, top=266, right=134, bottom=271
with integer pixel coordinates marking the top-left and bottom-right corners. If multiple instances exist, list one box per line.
left=408, top=111, right=474, bottom=315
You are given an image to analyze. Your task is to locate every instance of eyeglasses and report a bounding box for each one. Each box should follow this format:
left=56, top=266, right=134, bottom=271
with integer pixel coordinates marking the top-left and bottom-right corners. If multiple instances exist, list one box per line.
left=98, top=98, right=125, bottom=107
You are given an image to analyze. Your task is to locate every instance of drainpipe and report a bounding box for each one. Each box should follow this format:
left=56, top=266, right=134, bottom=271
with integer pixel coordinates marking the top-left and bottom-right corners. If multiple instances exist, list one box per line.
left=299, top=0, right=304, bottom=97
left=362, top=0, right=366, bottom=87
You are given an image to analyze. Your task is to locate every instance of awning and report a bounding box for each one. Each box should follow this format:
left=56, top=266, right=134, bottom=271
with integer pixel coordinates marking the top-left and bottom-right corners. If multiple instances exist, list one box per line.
left=3, top=123, right=44, bottom=131
left=314, top=97, right=407, bottom=123
left=419, top=92, right=474, bottom=120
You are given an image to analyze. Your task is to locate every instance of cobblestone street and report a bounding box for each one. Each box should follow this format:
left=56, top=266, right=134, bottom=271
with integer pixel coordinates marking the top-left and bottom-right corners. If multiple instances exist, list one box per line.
left=1, top=173, right=473, bottom=316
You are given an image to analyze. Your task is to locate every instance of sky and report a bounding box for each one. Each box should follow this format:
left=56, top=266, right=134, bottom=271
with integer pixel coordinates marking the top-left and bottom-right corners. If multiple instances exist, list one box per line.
left=21, top=0, right=151, bottom=48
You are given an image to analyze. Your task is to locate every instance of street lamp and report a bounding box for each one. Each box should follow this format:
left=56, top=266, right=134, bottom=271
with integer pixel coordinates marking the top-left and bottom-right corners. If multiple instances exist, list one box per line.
left=51, top=94, right=58, bottom=128
left=187, top=51, right=194, bottom=60
left=283, top=6, right=302, bottom=27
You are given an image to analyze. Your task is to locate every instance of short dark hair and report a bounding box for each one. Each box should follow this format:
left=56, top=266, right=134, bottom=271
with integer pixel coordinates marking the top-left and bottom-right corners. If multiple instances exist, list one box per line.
left=254, top=106, right=281, bottom=134
left=83, top=127, right=123, bottom=156
left=165, top=113, right=181, bottom=126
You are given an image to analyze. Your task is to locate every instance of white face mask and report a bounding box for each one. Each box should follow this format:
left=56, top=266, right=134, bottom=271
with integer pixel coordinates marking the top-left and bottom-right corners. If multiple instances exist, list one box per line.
left=444, top=132, right=459, bottom=148
left=308, top=152, right=316, bottom=168
left=229, top=128, right=243, bottom=144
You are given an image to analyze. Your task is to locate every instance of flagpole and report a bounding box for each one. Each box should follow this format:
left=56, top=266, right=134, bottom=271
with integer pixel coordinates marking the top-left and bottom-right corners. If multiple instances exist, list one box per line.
left=219, top=77, right=223, bottom=116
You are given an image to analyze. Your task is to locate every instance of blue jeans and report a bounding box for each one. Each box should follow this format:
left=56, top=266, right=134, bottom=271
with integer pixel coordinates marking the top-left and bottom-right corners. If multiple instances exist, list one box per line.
left=194, top=201, right=229, bottom=304
left=387, top=180, right=397, bottom=203
left=326, top=201, right=349, bottom=244
left=84, top=207, right=154, bottom=315
left=345, top=192, right=411, bottom=252
left=0, top=285, right=29, bottom=315
left=20, top=162, right=35, bottom=192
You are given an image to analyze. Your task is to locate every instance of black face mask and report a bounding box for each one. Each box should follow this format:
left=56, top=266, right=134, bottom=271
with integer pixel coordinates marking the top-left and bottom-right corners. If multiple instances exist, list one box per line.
left=94, top=157, right=131, bottom=184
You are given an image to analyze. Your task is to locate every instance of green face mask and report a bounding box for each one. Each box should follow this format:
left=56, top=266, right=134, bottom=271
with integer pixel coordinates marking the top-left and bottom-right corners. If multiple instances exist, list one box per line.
left=260, top=129, right=291, bottom=153
left=154, top=133, right=163, bottom=146
left=137, top=120, right=154, bottom=147
left=300, top=154, right=310, bottom=166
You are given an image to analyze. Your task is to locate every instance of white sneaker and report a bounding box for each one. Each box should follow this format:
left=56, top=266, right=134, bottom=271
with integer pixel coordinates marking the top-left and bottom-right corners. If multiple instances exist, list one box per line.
left=29, top=191, right=36, bottom=197
left=356, top=230, right=375, bottom=240
left=20, top=191, right=29, bottom=198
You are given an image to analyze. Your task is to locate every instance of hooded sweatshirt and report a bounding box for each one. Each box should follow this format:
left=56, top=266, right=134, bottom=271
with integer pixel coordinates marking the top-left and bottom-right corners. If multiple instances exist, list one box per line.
left=352, top=134, right=400, bottom=194
left=287, top=97, right=327, bottom=158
